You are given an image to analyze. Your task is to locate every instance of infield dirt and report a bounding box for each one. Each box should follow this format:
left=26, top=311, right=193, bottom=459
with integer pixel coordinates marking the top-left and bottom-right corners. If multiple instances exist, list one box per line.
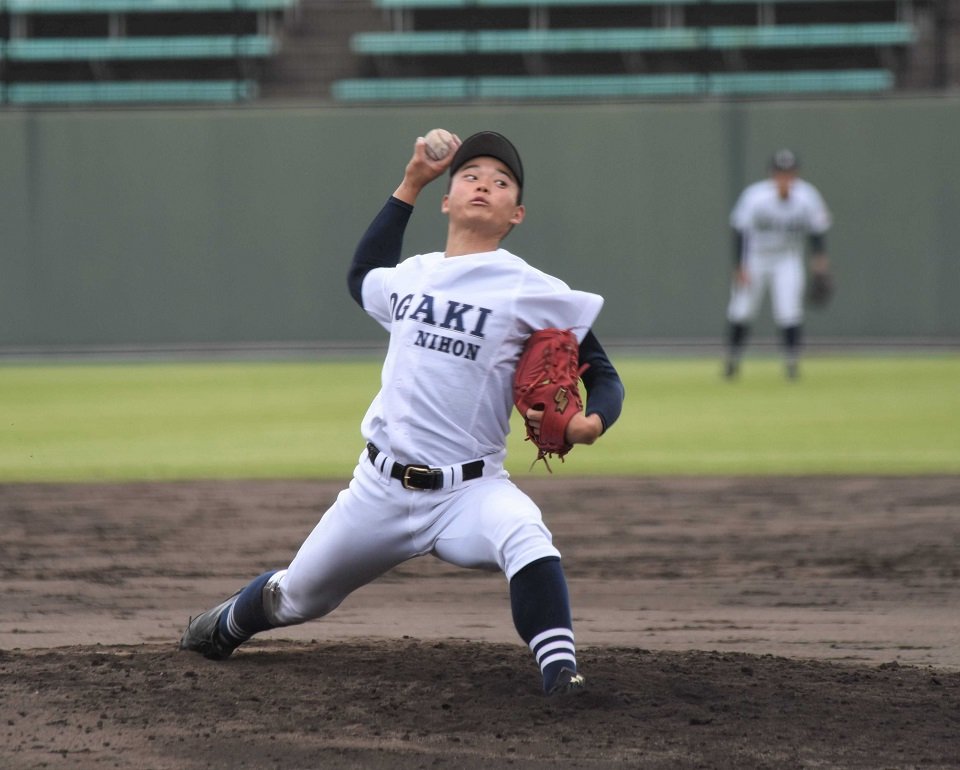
left=2, top=476, right=959, bottom=769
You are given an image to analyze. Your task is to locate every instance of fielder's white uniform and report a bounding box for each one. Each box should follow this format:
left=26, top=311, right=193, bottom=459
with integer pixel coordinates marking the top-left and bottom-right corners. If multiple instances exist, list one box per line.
left=727, top=177, right=832, bottom=328
left=270, top=248, right=603, bottom=626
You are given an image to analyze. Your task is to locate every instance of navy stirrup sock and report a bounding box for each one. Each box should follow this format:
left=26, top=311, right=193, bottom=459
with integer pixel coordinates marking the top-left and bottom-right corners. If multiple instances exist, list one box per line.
left=728, top=322, right=749, bottom=354
left=510, top=556, right=578, bottom=693
left=782, top=324, right=802, bottom=354
left=217, top=570, right=280, bottom=647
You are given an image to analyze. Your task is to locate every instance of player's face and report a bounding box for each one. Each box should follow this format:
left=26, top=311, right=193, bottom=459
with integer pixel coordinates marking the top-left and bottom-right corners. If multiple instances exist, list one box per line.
left=773, top=170, right=797, bottom=199
left=442, top=157, right=525, bottom=235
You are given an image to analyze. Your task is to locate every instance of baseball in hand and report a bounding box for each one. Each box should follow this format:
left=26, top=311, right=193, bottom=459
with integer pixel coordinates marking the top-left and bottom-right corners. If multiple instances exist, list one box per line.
left=423, top=128, right=455, bottom=161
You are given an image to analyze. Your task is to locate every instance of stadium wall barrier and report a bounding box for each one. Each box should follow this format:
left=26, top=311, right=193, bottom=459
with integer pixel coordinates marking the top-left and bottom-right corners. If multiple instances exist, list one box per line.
left=0, top=97, right=957, bottom=349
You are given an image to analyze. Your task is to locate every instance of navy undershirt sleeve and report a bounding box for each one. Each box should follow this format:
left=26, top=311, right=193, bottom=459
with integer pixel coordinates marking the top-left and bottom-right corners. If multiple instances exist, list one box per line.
left=347, top=196, right=414, bottom=307
left=578, top=331, right=625, bottom=433
left=808, top=233, right=826, bottom=254
left=733, top=230, right=745, bottom=268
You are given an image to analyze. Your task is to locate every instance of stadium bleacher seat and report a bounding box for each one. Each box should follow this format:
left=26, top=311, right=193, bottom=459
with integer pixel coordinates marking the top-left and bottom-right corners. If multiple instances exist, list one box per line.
left=0, top=0, right=296, bottom=104
left=4, top=80, right=259, bottom=104
left=352, top=28, right=701, bottom=55
left=0, top=0, right=925, bottom=104
left=2, top=0, right=294, bottom=12
left=336, top=0, right=915, bottom=103
left=351, top=23, right=914, bottom=56
left=370, top=0, right=888, bottom=6
left=372, top=0, right=696, bottom=6
left=708, top=23, right=915, bottom=49
left=708, top=68, right=894, bottom=94
left=333, top=68, right=894, bottom=102
left=4, top=36, right=278, bottom=60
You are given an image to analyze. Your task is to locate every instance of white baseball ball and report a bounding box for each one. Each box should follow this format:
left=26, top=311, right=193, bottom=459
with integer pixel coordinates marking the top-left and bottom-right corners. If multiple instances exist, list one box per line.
left=423, top=128, right=455, bottom=161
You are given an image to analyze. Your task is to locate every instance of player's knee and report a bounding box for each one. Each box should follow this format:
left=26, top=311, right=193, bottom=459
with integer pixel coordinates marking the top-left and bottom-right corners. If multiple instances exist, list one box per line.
left=775, top=313, right=803, bottom=328
left=502, top=521, right=560, bottom=580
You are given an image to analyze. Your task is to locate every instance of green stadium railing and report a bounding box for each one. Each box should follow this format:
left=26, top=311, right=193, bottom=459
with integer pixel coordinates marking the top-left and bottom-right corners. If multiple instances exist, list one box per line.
left=3, top=80, right=259, bottom=103
left=352, top=23, right=914, bottom=55
left=4, top=35, right=278, bottom=60
left=332, top=69, right=894, bottom=102
left=1, top=0, right=296, bottom=12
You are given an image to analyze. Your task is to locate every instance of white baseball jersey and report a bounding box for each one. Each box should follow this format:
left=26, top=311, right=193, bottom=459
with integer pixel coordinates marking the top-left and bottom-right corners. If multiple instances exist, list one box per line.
left=360, top=248, right=603, bottom=468
left=728, top=178, right=831, bottom=327
left=731, top=178, right=831, bottom=260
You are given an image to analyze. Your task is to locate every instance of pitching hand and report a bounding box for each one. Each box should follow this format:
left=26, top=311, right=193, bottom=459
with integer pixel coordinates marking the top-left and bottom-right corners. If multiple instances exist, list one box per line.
left=393, top=134, right=462, bottom=204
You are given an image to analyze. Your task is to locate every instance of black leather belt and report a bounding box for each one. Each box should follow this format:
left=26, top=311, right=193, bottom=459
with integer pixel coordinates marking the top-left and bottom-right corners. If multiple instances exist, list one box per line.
left=366, top=443, right=484, bottom=491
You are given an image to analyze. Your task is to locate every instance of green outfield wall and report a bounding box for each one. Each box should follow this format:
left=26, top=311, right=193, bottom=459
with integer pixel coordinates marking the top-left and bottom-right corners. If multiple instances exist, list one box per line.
left=1, top=97, right=958, bottom=350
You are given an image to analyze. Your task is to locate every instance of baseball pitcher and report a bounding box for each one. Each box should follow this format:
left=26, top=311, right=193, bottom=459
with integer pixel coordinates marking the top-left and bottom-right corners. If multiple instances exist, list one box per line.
left=179, top=130, right=626, bottom=696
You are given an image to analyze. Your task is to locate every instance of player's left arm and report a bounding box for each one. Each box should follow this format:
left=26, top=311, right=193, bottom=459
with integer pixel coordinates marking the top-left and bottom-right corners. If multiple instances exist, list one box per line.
left=732, top=229, right=750, bottom=286
left=571, top=331, right=625, bottom=444
left=806, top=183, right=832, bottom=275
left=808, top=233, right=829, bottom=275
left=526, top=331, right=625, bottom=447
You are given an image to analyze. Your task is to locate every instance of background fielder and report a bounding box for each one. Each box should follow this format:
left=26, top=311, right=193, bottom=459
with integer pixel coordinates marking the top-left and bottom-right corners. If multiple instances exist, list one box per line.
left=724, top=149, right=833, bottom=380
left=179, top=130, right=625, bottom=696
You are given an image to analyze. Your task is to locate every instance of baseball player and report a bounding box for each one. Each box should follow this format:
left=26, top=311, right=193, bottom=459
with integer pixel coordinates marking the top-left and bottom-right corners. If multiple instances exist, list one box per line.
left=724, top=149, right=832, bottom=380
left=179, top=130, right=625, bottom=696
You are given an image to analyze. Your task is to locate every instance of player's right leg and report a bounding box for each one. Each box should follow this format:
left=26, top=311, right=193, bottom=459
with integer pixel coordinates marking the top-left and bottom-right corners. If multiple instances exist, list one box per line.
left=724, top=262, right=764, bottom=379
left=509, top=555, right=586, bottom=696
left=179, top=571, right=280, bottom=660
left=724, top=322, right=750, bottom=379
left=780, top=325, right=802, bottom=380
left=771, top=255, right=805, bottom=379
left=179, top=457, right=414, bottom=659
left=430, top=479, right=584, bottom=695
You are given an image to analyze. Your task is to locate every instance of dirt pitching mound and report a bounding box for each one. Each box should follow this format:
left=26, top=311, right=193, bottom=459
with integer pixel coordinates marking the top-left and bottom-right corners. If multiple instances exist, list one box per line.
left=2, top=476, right=959, bottom=768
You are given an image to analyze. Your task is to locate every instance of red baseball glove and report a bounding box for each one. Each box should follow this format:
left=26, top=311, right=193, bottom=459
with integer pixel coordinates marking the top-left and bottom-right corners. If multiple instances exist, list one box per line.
left=513, top=328, right=589, bottom=470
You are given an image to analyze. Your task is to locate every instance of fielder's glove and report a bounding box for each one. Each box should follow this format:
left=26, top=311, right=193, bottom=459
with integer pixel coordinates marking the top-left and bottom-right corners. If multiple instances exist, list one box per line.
left=807, top=271, right=834, bottom=308
left=513, top=328, right=589, bottom=471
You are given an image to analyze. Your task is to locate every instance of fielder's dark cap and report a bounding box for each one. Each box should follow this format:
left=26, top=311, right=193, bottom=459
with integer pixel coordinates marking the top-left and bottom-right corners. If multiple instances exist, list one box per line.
left=449, top=131, right=524, bottom=189
left=770, top=148, right=799, bottom=172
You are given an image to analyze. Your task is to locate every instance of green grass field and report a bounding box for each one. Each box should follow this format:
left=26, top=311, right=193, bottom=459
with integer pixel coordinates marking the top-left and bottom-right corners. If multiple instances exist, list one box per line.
left=1, top=355, right=957, bottom=482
